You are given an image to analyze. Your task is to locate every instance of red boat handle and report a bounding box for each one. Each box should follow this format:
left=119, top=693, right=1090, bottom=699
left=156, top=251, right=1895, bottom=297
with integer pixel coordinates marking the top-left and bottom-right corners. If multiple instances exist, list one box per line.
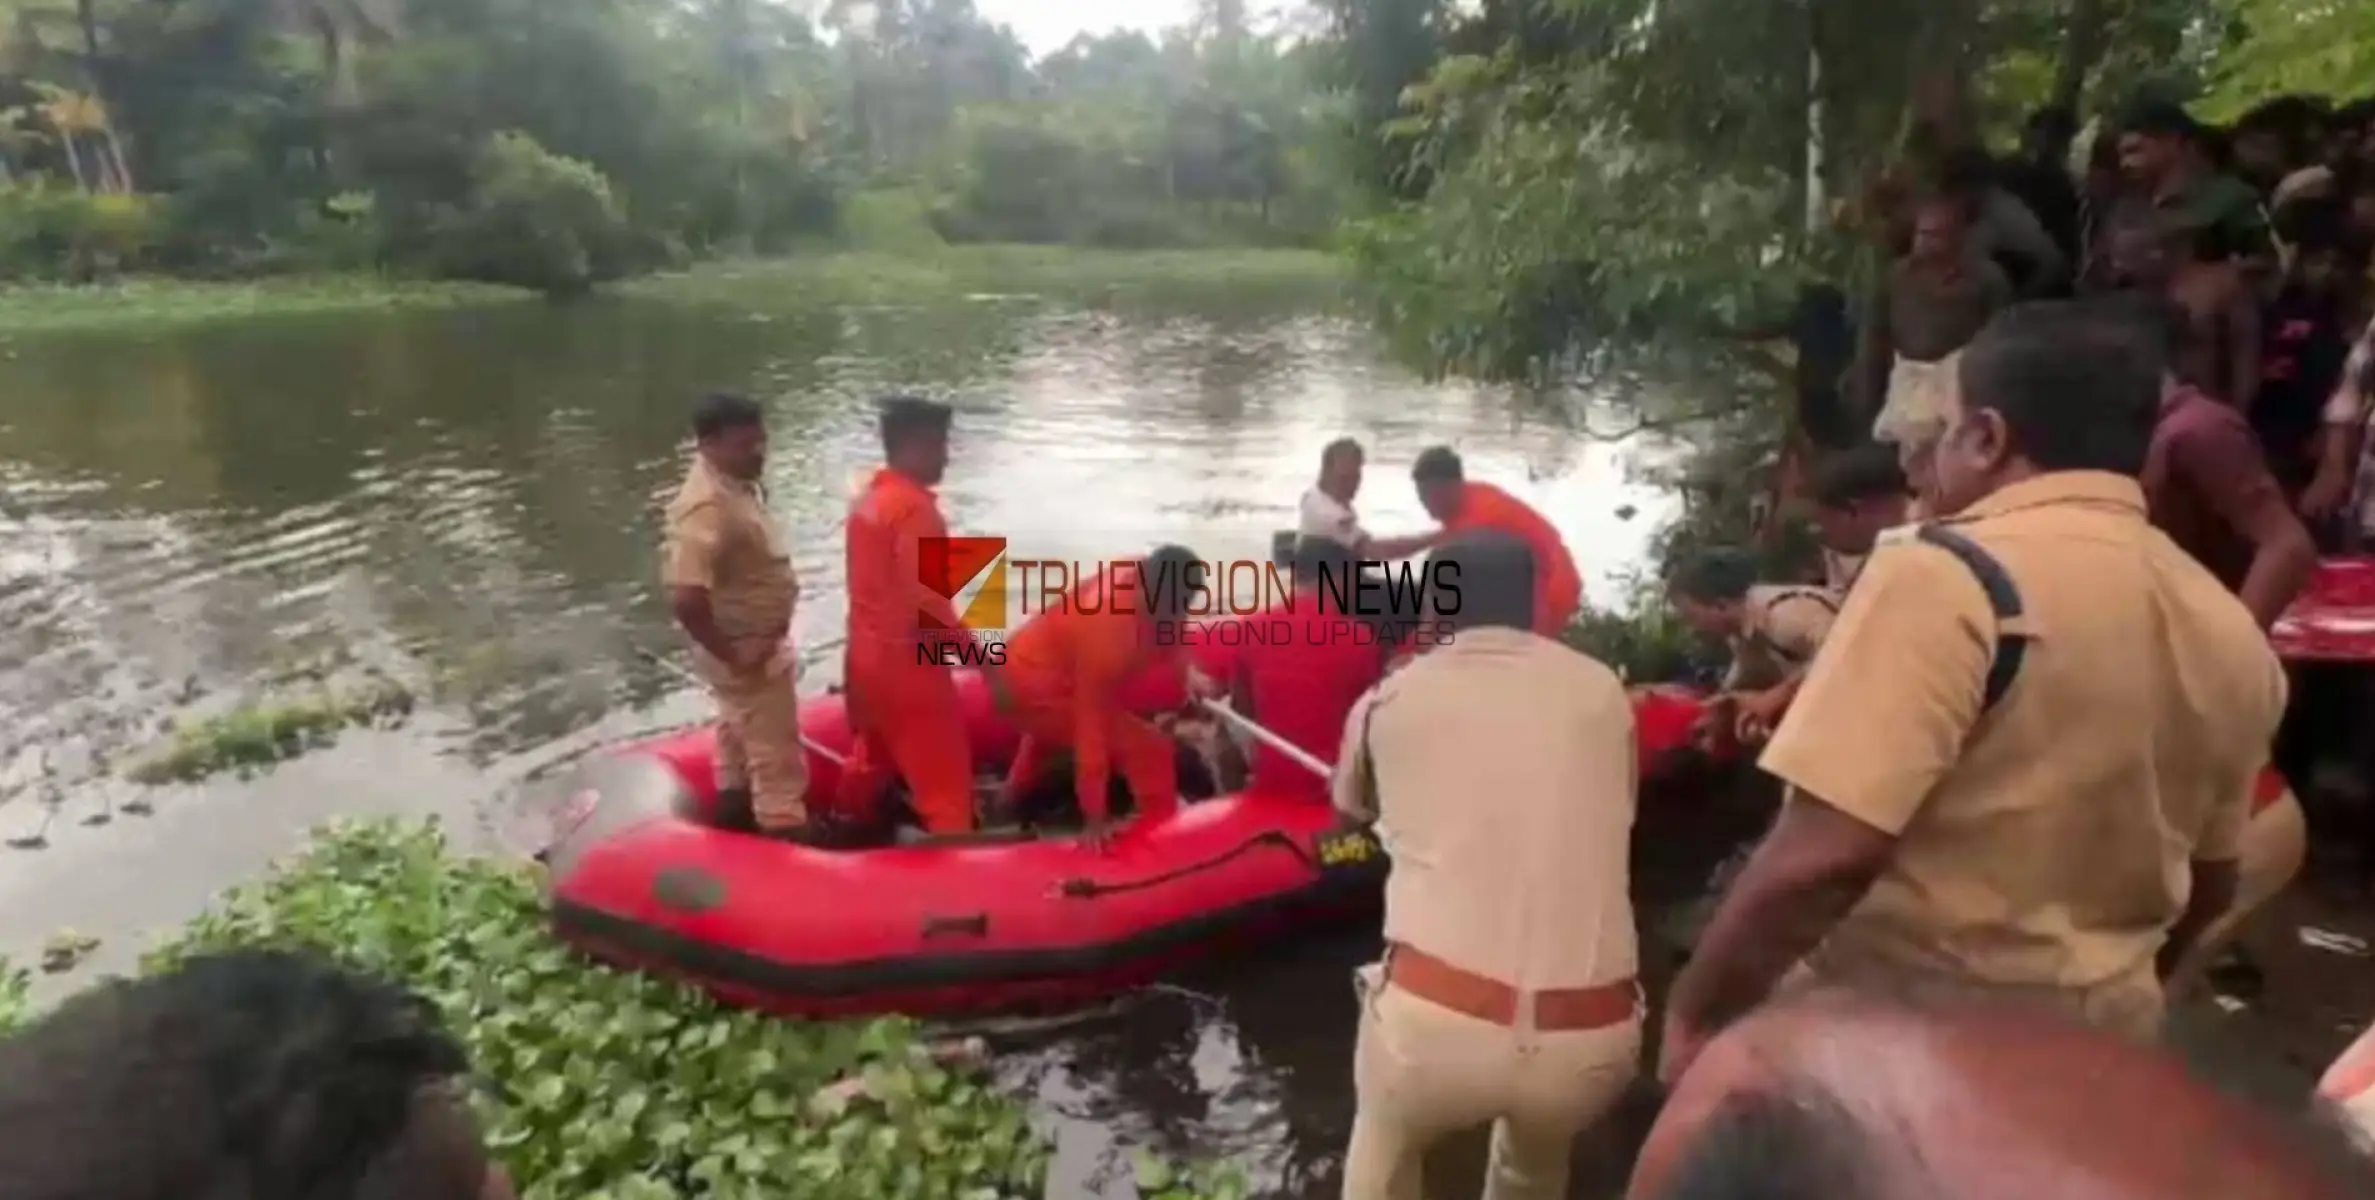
left=921, top=913, right=991, bottom=939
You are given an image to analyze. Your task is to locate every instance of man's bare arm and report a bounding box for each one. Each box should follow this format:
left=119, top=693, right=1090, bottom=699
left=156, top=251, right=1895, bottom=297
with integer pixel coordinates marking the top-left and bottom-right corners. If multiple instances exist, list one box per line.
left=1666, top=793, right=1896, bottom=1034
left=1363, top=531, right=1442, bottom=561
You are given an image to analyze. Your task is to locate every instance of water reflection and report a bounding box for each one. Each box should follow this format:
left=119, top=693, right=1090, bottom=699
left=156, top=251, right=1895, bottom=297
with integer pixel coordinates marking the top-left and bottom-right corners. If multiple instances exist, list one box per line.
left=0, top=286, right=1673, bottom=1199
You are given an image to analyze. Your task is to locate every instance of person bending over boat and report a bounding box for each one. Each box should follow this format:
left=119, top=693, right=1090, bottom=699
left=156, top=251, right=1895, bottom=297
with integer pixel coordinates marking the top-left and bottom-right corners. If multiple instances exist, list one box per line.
left=664, top=392, right=815, bottom=842
left=1410, top=446, right=1584, bottom=637
left=2125, top=295, right=2316, bottom=1000
left=1300, top=437, right=1443, bottom=560
left=1667, top=548, right=1839, bottom=746
left=992, top=547, right=1207, bottom=851
left=1804, top=441, right=1912, bottom=594
left=1661, top=301, right=2285, bottom=1084
left=1630, top=985, right=2375, bottom=1200
left=0, top=949, right=515, bottom=1200
left=838, top=395, right=985, bottom=837
left=1195, top=537, right=1386, bottom=800
left=2133, top=293, right=2318, bottom=630
left=1331, top=529, right=1641, bottom=1200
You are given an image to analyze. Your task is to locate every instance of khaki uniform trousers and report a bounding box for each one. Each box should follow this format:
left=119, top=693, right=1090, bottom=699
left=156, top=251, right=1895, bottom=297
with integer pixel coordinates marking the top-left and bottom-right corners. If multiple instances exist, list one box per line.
left=1343, top=965, right=1641, bottom=1200
left=707, top=661, right=810, bottom=832
left=2169, top=790, right=2308, bottom=993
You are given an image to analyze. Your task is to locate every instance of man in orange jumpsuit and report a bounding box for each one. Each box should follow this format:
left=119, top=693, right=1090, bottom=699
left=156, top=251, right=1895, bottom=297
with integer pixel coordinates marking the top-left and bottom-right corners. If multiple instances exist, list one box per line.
left=995, top=545, right=1207, bottom=849
left=1411, top=446, right=1585, bottom=638
left=838, top=395, right=981, bottom=836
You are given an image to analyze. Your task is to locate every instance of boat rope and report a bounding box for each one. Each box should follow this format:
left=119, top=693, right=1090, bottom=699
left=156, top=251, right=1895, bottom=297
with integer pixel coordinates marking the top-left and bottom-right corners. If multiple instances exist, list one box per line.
left=1054, top=829, right=1317, bottom=899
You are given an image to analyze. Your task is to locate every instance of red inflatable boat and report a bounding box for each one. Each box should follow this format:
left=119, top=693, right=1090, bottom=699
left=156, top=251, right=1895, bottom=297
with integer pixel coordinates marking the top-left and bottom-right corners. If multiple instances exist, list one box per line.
left=542, top=668, right=1713, bottom=1018
left=2273, top=557, right=2375, bottom=663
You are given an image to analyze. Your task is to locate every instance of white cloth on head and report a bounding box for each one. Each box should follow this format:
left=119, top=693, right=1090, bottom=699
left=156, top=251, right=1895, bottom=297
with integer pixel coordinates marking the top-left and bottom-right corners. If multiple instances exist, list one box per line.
left=1874, top=352, right=1960, bottom=451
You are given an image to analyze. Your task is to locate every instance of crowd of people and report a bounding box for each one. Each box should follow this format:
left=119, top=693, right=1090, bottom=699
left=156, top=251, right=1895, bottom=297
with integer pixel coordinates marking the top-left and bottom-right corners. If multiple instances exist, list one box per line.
left=14, top=93, right=2375, bottom=1200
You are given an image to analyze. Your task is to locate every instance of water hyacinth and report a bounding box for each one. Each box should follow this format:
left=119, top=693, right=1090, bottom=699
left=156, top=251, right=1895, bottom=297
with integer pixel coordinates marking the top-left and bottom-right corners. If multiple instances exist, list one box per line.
left=127, top=818, right=1055, bottom=1198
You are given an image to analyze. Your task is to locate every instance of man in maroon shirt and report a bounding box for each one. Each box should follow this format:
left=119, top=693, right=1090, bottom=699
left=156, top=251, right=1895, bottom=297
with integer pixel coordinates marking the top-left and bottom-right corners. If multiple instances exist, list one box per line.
left=2134, top=296, right=2316, bottom=628
left=1198, top=539, right=1388, bottom=798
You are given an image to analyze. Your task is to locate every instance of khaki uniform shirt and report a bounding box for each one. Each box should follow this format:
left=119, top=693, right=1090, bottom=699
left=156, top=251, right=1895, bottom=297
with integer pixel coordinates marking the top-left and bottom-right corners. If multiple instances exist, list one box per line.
left=1759, top=472, right=2284, bottom=997
left=663, top=457, right=799, bottom=677
left=1722, top=585, right=1841, bottom=691
left=1332, top=626, right=1636, bottom=991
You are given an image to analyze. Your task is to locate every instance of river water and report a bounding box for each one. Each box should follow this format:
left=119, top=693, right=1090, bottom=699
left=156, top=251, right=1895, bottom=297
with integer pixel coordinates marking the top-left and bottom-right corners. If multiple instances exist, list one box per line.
left=0, top=276, right=1684, bottom=1197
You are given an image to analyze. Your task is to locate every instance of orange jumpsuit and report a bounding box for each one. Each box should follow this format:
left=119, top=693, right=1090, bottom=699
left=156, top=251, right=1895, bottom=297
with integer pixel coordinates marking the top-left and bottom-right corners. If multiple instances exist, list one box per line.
left=1442, top=481, right=1584, bottom=637
left=997, top=569, right=1181, bottom=826
left=838, top=467, right=976, bottom=833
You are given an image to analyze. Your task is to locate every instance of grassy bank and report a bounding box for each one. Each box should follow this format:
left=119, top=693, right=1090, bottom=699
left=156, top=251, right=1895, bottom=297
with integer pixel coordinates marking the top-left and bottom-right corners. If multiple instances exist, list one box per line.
left=0, top=246, right=1345, bottom=339
left=1, top=819, right=1244, bottom=1200
left=0, top=275, right=526, bottom=338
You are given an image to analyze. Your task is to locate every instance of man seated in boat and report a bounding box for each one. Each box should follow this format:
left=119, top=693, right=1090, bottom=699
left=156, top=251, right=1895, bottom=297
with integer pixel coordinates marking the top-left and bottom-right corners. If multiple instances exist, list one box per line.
left=1192, top=537, right=1387, bottom=801
left=989, top=545, right=1208, bottom=850
left=1300, top=437, right=1443, bottom=560
left=1666, top=547, right=1840, bottom=746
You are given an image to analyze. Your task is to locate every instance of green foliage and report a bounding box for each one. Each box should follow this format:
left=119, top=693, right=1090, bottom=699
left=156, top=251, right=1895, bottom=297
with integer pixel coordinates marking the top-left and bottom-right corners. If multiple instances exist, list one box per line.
left=125, top=677, right=416, bottom=785
left=0, top=185, right=166, bottom=281
left=0, top=275, right=518, bottom=337
left=0, top=0, right=1346, bottom=289
left=417, top=132, right=635, bottom=296
left=1563, top=603, right=1710, bottom=686
left=2, top=820, right=1242, bottom=1195
left=137, top=819, right=1056, bottom=1198
left=2199, top=0, right=2375, bottom=120
left=0, top=957, right=29, bottom=1034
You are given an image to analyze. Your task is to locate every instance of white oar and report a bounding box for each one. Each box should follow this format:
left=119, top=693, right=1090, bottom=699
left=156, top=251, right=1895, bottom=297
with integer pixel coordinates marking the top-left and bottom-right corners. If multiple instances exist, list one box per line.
left=638, top=649, right=848, bottom=767
left=1199, top=696, right=1332, bottom=782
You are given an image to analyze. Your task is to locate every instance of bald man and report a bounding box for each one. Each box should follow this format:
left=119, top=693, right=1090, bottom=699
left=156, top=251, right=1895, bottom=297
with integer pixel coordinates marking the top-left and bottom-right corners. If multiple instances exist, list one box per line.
left=1631, top=986, right=2375, bottom=1200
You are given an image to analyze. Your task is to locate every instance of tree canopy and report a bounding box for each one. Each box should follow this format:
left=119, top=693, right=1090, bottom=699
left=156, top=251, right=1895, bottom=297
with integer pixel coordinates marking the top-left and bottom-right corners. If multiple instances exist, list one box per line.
left=0, top=0, right=1346, bottom=290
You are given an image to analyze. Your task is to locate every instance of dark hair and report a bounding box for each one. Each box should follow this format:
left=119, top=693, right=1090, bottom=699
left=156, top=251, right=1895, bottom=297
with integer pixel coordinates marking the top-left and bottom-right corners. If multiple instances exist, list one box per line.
left=691, top=391, right=765, bottom=439
left=1411, top=445, right=1464, bottom=485
left=1321, top=437, right=1364, bottom=470
left=1807, top=442, right=1909, bottom=509
left=1141, top=544, right=1206, bottom=616
left=0, top=949, right=486, bottom=1200
left=1645, top=1083, right=1887, bottom=1200
left=1668, top=548, right=1761, bottom=605
left=2234, top=95, right=2328, bottom=166
left=2333, top=98, right=2375, bottom=138
left=2026, top=105, right=2077, bottom=143
left=877, top=393, right=952, bottom=454
left=2118, top=99, right=2205, bottom=145
left=2275, top=194, right=2361, bottom=258
left=1428, top=530, right=1533, bottom=632
left=1957, top=299, right=2163, bottom=477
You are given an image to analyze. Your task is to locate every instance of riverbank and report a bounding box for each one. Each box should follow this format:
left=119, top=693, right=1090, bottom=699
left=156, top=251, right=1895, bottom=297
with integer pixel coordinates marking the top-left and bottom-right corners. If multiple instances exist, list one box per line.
left=0, top=247, right=1347, bottom=339
left=0, top=276, right=525, bottom=339
left=0, top=818, right=1245, bottom=1200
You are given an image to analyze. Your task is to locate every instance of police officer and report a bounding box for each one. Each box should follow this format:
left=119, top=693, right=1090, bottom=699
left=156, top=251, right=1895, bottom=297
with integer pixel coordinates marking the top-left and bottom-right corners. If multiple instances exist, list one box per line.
left=1662, top=300, right=2285, bottom=1081
left=663, top=393, right=810, bottom=839
left=1333, top=530, right=1642, bottom=1200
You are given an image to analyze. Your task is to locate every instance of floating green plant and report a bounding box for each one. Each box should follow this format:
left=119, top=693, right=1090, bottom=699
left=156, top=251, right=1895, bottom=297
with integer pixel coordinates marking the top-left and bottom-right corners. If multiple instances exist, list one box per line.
left=124, top=677, right=416, bottom=785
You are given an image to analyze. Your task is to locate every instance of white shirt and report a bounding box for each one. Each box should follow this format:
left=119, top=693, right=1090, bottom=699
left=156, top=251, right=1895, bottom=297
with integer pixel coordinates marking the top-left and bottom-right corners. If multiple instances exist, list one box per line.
left=1299, top=487, right=1368, bottom=549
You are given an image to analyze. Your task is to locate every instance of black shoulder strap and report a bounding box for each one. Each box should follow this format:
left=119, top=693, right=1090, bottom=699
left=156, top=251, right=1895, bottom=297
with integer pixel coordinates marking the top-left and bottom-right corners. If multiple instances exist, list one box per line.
left=1913, top=524, right=2030, bottom=713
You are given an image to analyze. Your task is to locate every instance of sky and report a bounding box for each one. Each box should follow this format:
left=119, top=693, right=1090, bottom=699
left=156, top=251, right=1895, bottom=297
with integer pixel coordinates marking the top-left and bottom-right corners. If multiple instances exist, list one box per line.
left=975, top=0, right=1198, bottom=56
